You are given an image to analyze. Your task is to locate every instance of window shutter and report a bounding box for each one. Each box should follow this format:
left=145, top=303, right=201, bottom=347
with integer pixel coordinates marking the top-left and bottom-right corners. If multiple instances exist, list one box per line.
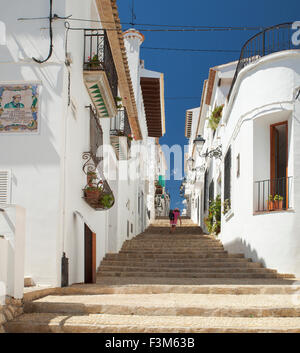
left=224, top=147, right=232, bottom=202
left=0, top=170, right=11, bottom=204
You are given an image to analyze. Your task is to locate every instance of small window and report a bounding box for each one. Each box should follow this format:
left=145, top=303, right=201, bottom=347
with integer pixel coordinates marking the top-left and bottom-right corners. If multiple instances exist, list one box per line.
left=209, top=180, right=214, bottom=205
left=224, top=147, right=232, bottom=205
left=236, top=153, right=240, bottom=178
left=203, top=169, right=208, bottom=211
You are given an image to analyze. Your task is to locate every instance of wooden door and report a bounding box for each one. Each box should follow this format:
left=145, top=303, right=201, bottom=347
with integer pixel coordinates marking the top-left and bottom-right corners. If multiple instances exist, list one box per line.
left=84, top=224, right=96, bottom=284
left=270, top=121, right=288, bottom=208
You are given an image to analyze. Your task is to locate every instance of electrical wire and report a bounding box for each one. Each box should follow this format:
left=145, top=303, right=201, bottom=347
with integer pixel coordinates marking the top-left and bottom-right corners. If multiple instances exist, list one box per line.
left=32, top=0, right=53, bottom=63
left=18, top=15, right=264, bottom=31
left=142, top=47, right=240, bottom=53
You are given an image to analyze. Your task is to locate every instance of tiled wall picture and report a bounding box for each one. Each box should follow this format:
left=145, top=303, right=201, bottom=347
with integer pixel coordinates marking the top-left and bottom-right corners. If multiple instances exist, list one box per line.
left=0, top=84, right=39, bottom=133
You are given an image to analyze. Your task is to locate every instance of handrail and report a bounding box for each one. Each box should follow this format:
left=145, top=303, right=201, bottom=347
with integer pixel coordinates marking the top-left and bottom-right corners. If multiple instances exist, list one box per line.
left=228, top=22, right=297, bottom=100
left=254, top=176, right=292, bottom=212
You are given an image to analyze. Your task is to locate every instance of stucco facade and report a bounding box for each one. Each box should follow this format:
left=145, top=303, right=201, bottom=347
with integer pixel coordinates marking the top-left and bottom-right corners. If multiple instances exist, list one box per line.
left=0, top=0, right=166, bottom=295
left=184, top=44, right=300, bottom=276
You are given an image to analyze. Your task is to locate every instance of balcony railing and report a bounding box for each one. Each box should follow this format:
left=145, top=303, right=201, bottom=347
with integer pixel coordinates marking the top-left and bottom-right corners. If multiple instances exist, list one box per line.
left=254, top=176, right=292, bottom=212
left=110, top=108, right=131, bottom=137
left=89, top=105, right=103, bottom=165
left=83, top=29, right=118, bottom=98
left=228, top=23, right=297, bottom=100
left=110, top=108, right=132, bottom=149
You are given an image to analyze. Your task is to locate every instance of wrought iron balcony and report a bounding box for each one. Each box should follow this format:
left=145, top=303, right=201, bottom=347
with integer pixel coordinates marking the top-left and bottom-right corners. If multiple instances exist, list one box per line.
left=83, top=30, right=118, bottom=118
left=254, top=176, right=292, bottom=213
left=228, top=23, right=298, bottom=100
left=110, top=108, right=131, bottom=137
left=110, top=108, right=132, bottom=159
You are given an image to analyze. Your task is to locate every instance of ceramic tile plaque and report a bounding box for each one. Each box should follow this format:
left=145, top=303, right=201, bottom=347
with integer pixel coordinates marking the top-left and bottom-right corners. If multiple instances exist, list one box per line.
left=0, top=84, right=39, bottom=133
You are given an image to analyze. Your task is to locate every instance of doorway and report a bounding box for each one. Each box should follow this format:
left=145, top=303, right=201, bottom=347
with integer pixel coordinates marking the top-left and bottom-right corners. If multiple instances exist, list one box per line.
left=270, top=121, right=288, bottom=208
left=84, top=224, right=96, bottom=283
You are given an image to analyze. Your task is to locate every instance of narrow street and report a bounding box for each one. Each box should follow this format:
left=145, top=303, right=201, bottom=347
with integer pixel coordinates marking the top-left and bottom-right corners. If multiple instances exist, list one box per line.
left=5, top=218, right=300, bottom=333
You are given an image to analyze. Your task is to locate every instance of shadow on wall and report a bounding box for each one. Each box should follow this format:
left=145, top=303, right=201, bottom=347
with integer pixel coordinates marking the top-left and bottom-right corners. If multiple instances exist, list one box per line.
left=223, top=237, right=267, bottom=268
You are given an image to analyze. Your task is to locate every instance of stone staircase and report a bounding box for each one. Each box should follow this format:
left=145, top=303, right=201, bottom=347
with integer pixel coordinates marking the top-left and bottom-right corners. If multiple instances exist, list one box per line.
left=4, top=219, right=300, bottom=333
left=98, top=220, right=294, bottom=280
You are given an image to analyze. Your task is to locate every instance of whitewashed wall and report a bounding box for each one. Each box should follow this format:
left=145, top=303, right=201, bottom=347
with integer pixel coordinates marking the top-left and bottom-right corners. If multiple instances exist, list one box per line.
left=220, top=52, right=300, bottom=276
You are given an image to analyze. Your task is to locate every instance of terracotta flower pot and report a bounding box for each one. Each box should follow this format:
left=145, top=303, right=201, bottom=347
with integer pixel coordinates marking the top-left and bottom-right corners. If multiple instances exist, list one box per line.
left=268, top=201, right=274, bottom=211
left=85, top=189, right=101, bottom=200
left=274, top=200, right=283, bottom=210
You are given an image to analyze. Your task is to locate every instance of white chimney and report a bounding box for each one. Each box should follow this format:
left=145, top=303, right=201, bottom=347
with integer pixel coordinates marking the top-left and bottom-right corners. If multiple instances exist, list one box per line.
left=123, top=28, right=145, bottom=101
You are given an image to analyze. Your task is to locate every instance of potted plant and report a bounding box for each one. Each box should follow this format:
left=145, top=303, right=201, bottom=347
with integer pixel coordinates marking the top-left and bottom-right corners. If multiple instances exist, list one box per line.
left=88, top=53, right=100, bottom=69
left=208, top=105, right=224, bottom=131
left=223, top=198, right=231, bottom=215
left=205, top=195, right=221, bottom=236
left=99, top=194, right=114, bottom=208
left=115, top=96, right=123, bottom=109
left=267, top=195, right=274, bottom=211
left=87, top=171, right=97, bottom=186
left=84, top=185, right=103, bottom=201
left=155, top=187, right=163, bottom=195
left=274, top=194, right=283, bottom=210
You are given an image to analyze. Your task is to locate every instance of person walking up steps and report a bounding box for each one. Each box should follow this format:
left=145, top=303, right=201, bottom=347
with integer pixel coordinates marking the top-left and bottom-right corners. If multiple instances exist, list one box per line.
left=169, top=208, right=182, bottom=233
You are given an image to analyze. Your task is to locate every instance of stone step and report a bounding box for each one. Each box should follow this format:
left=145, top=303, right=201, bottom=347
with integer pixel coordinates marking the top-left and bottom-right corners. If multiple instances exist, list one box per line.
left=100, top=260, right=261, bottom=268
left=104, top=253, right=245, bottom=259
left=22, top=293, right=300, bottom=318
left=122, top=243, right=223, bottom=248
left=97, top=271, right=285, bottom=279
left=98, top=266, right=275, bottom=274
left=137, top=233, right=207, bottom=237
left=59, top=283, right=300, bottom=295
left=119, top=249, right=227, bottom=255
left=124, top=238, right=222, bottom=245
left=6, top=313, right=300, bottom=333
left=120, top=249, right=225, bottom=254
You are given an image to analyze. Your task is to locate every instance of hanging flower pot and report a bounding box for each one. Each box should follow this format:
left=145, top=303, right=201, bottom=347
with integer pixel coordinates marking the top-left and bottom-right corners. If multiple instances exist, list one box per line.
left=84, top=187, right=101, bottom=200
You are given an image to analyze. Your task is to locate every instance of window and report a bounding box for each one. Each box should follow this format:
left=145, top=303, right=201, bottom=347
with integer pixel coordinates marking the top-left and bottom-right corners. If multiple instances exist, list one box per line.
left=236, top=153, right=240, bottom=178
left=204, top=169, right=208, bottom=211
left=224, top=147, right=231, bottom=205
left=209, top=180, right=214, bottom=205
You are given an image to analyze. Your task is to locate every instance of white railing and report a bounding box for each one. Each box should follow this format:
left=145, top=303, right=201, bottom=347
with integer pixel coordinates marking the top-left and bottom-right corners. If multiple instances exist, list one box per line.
left=0, top=205, right=25, bottom=302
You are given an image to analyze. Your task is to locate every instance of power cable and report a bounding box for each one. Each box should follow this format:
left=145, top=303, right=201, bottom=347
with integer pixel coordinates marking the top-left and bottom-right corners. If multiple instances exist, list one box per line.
left=18, top=16, right=264, bottom=31
left=142, top=47, right=240, bottom=53
left=32, top=0, right=53, bottom=63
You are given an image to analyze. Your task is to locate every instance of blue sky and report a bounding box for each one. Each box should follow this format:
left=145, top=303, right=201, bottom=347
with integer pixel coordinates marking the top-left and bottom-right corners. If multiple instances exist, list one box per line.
left=117, top=0, right=299, bottom=211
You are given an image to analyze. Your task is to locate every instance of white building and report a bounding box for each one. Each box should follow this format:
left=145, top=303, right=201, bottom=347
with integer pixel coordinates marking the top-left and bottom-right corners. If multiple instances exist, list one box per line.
left=0, top=0, right=166, bottom=299
left=184, top=23, right=300, bottom=277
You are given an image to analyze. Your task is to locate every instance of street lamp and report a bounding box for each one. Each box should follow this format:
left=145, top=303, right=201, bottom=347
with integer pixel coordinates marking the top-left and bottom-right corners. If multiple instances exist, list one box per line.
left=193, top=135, right=206, bottom=154
left=193, top=134, right=222, bottom=159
